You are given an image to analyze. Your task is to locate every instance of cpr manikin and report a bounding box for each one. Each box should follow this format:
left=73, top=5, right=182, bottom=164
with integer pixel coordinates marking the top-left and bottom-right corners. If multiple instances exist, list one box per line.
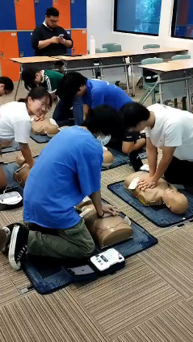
left=78, top=198, right=133, bottom=248
left=32, top=118, right=59, bottom=137
left=124, top=171, right=188, bottom=215
left=102, top=147, right=114, bottom=168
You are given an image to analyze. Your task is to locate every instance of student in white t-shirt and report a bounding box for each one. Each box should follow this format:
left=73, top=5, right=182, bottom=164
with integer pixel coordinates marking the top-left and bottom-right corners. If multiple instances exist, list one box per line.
left=0, top=87, right=52, bottom=190
left=121, top=102, right=193, bottom=191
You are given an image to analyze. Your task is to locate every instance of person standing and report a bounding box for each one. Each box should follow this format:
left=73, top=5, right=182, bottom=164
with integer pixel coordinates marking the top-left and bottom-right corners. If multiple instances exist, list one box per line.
left=31, top=7, right=73, bottom=56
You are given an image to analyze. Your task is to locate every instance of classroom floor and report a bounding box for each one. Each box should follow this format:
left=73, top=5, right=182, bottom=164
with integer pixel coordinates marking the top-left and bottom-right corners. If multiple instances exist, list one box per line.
left=1, top=83, right=193, bottom=342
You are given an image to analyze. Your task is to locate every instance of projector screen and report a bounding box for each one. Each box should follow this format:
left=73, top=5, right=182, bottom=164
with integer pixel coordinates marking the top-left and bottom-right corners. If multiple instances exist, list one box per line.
left=172, top=0, right=193, bottom=39
left=114, top=0, right=162, bottom=36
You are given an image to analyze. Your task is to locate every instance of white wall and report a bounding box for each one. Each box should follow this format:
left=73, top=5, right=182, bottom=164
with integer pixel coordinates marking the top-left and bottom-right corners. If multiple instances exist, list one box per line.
left=87, top=0, right=115, bottom=49
left=87, top=0, right=192, bottom=54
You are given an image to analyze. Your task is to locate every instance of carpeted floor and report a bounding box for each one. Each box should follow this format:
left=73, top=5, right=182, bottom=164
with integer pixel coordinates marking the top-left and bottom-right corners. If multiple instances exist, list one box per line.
left=0, top=83, right=193, bottom=342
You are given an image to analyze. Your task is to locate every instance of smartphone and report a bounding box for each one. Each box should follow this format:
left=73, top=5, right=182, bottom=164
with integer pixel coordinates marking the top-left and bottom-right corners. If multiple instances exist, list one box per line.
left=67, top=265, right=95, bottom=276
left=59, top=34, right=64, bottom=38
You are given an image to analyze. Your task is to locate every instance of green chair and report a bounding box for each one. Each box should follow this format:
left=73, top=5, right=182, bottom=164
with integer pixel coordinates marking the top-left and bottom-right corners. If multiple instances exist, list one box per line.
left=137, top=45, right=161, bottom=89
left=171, top=54, right=191, bottom=61
left=95, top=48, right=108, bottom=53
left=143, top=44, right=160, bottom=49
left=171, top=54, right=191, bottom=109
left=139, top=57, right=163, bottom=104
left=102, top=43, right=122, bottom=52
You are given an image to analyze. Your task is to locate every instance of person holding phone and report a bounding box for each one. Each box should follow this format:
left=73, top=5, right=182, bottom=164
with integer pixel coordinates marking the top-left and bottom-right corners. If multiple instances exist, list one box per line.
left=31, top=7, right=73, bottom=56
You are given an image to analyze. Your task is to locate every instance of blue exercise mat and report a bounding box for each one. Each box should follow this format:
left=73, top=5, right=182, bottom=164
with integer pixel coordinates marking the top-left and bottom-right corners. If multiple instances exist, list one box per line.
left=23, top=218, right=157, bottom=294
left=30, top=134, right=51, bottom=143
left=1, top=141, right=20, bottom=154
left=108, top=181, right=193, bottom=227
left=102, top=148, right=147, bottom=171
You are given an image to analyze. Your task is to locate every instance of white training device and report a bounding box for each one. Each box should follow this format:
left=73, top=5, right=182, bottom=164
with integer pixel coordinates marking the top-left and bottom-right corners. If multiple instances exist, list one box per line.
left=0, top=191, right=22, bottom=205
left=90, top=248, right=125, bottom=272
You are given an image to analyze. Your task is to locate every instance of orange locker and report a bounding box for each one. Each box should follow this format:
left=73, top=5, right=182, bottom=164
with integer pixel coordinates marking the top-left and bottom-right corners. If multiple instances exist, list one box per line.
left=71, top=30, right=87, bottom=55
left=53, top=0, right=71, bottom=29
left=0, top=32, right=20, bottom=81
left=15, top=0, right=36, bottom=30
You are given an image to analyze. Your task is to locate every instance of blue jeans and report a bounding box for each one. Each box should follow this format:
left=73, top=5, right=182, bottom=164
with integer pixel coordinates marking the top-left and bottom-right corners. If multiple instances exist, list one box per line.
left=53, top=97, right=83, bottom=127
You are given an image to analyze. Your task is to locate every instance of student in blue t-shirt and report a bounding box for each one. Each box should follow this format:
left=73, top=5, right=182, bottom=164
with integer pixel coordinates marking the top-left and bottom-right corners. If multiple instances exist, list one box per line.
left=57, top=72, right=145, bottom=157
left=2, top=126, right=118, bottom=270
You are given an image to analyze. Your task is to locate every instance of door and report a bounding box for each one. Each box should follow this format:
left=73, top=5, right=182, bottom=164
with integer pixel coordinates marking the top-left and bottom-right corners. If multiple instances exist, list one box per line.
left=15, top=0, right=36, bottom=30
left=71, top=0, right=87, bottom=29
left=35, top=0, right=53, bottom=26
left=0, top=0, right=16, bottom=30
left=17, top=32, right=34, bottom=57
left=66, top=30, right=71, bottom=55
left=0, top=32, right=20, bottom=81
left=53, top=0, right=71, bottom=29
left=71, top=30, right=87, bottom=55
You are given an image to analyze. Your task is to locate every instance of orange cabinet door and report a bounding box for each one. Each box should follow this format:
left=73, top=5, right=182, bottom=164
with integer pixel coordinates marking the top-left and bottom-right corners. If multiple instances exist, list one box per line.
left=53, top=0, right=71, bottom=29
left=71, top=30, right=87, bottom=55
left=15, top=0, right=36, bottom=30
left=0, top=32, right=20, bottom=81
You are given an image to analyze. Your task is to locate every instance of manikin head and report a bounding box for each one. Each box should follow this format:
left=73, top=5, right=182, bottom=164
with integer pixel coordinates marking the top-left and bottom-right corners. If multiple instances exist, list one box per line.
left=0, top=77, right=14, bottom=96
left=45, top=7, right=59, bottom=29
left=102, top=149, right=114, bottom=168
left=120, top=102, right=152, bottom=133
left=22, top=67, right=43, bottom=90
left=162, top=189, right=188, bottom=215
left=24, top=87, right=52, bottom=119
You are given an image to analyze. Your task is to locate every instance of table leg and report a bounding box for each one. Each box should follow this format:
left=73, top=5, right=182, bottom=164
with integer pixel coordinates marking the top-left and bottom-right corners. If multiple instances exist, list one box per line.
left=123, top=58, right=130, bottom=95
left=158, top=76, right=163, bottom=104
left=186, top=79, right=191, bottom=111
left=130, top=58, right=135, bottom=97
left=14, top=72, right=22, bottom=101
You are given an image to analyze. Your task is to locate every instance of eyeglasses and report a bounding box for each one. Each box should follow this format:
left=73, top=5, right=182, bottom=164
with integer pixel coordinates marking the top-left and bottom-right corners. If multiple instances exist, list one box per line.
left=38, top=100, right=51, bottom=111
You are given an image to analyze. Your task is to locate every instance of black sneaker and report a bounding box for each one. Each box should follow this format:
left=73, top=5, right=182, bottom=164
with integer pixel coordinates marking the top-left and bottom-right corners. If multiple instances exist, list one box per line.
left=0, top=226, right=11, bottom=253
left=8, top=225, right=29, bottom=271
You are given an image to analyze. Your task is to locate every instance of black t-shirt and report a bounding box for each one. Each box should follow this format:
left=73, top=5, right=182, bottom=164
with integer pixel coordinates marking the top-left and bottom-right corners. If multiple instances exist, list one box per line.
left=122, top=130, right=139, bottom=143
left=31, top=24, right=73, bottom=56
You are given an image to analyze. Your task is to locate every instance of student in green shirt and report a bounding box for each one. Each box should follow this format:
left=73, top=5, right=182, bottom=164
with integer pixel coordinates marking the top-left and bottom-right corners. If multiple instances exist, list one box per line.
left=22, top=67, right=63, bottom=99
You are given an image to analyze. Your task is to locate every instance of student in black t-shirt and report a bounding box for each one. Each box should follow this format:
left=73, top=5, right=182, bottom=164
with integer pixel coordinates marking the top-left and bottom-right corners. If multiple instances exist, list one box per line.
left=31, top=7, right=73, bottom=56
left=83, top=105, right=146, bottom=171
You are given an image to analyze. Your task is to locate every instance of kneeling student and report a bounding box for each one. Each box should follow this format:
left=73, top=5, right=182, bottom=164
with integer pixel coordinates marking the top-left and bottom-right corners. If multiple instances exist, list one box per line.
left=0, top=77, right=14, bottom=96
left=0, top=87, right=52, bottom=190
left=22, top=67, right=63, bottom=100
left=0, top=126, right=118, bottom=270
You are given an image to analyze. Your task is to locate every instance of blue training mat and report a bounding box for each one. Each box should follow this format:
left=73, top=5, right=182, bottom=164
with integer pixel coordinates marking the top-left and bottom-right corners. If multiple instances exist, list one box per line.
left=30, top=134, right=51, bottom=143
left=102, top=148, right=147, bottom=171
left=108, top=181, right=193, bottom=227
left=1, top=141, right=20, bottom=154
left=23, top=219, right=157, bottom=294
